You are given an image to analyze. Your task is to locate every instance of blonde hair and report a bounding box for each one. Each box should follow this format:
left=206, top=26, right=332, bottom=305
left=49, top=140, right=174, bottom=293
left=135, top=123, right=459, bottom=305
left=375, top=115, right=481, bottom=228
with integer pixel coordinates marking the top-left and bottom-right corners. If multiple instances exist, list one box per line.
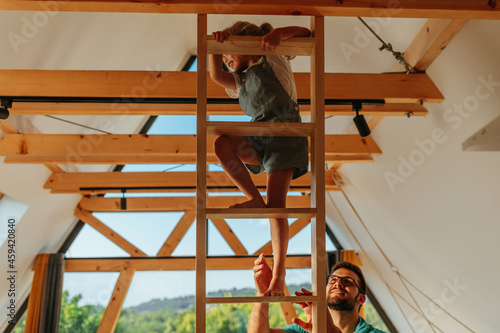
left=224, top=21, right=273, bottom=36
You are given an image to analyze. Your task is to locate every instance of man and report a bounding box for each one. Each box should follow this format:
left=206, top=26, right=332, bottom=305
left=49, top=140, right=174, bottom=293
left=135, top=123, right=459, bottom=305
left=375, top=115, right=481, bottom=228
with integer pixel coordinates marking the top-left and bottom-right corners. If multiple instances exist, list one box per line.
left=248, top=253, right=386, bottom=333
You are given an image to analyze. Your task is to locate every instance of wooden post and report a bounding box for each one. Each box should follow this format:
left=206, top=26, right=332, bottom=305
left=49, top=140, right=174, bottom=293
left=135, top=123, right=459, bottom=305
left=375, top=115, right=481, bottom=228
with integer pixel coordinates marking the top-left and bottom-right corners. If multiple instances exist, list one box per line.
left=196, top=13, right=208, bottom=333
left=310, top=16, right=327, bottom=333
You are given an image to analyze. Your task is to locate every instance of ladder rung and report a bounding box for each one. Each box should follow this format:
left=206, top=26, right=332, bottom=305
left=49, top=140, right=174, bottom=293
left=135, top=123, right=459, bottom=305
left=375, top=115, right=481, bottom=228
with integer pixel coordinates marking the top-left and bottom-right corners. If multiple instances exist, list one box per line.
left=207, top=121, right=315, bottom=137
left=207, top=36, right=317, bottom=56
left=206, top=295, right=320, bottom=304
left=205, top=208, right=317, bottom=219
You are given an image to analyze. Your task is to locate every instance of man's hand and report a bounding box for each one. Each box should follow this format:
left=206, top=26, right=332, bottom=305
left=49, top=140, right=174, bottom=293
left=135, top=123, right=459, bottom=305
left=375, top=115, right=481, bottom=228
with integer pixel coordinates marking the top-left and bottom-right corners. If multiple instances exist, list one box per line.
left=253, top=253, right=272, bottom=296
left=292, top=288, right=314, bottom=332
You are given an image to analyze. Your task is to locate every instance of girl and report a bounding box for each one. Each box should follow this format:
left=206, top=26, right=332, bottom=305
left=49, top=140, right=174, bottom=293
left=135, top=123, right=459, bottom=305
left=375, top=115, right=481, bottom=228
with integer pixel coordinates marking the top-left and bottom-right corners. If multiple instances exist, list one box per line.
left=210, top=21, right=310, bottom=297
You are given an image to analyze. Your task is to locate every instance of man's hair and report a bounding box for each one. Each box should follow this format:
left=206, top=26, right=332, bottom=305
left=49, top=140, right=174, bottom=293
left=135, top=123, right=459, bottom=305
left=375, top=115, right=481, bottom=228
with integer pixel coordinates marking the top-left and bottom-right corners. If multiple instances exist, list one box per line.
left=330, top=261, right=367, bottom=294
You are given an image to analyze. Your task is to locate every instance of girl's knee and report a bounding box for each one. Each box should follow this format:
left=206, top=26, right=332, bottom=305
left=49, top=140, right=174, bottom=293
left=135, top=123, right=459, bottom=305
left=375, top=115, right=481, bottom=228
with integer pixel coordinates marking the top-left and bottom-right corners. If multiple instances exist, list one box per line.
left=213, top=135, right=232, bottom=156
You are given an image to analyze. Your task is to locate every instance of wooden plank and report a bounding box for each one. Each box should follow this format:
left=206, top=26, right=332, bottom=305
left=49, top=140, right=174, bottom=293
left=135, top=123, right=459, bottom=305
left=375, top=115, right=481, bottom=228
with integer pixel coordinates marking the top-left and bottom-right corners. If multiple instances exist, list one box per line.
left=310, top=16, right=327, bottom=333
left=10, top=102, right=428, bottom=117
left=0, top=1, right=498, bottom=19
left=207, top=35, right=316, bottom=56
left=25, top=254, right=50, bottom=333
left=393, top=19, right=469, bottom=72
left=44, top=171, right=338, bottom=194
left=78, top=196, right=312, bottom=212
left=280, top=285, right=298, bottom=325
left=0, top=71, right=444, bottom=103
left=210, top=219, right=248, bottom=256
left=206, top=208, right=316, bottom=219
left=195, top=14, right=207, bottom=333
left=253, top=218, right=311, bottom=255
left=75, top=207, right=147, bottom=257
left=0, top=192, right=4, bottom=202
left=207, top=121, right=316, bottom=137
left=64, top=256, right=312, bottom=272
left=97, top=268, right=135, bottom=333
left=206, top=295, right=319, bottom=304
left=0, top=134, right=381, bottom=164
left=156, top=211, right=196, bottom=257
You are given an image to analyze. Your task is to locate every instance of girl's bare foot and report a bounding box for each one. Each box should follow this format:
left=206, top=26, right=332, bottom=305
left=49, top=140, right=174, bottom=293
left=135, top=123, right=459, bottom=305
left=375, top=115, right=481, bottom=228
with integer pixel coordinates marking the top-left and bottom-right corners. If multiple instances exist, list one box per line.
left=263, top=271, right=286, bottom=296
left=229, top=199, right=266, bottom=209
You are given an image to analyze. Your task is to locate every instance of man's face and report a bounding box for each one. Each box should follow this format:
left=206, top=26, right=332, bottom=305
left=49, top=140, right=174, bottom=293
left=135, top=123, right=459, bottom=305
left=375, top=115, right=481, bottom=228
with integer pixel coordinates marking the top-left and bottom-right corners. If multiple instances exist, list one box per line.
left=326, top=268, right=365, bottom=312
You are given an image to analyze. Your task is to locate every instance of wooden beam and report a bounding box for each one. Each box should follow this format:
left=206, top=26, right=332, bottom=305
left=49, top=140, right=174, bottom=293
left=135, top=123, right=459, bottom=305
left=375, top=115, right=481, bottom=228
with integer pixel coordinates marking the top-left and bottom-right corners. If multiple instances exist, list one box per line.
left=0, top=192, right=4, bottom=202
left=97, top=268, right=135, bottom=333
left=207, top=35, right=316, bottom=56
left=78, top=196, right=312, bottom=212
left=210, top=219, right=248, bottom=256
left=10, top=102, right=428, bottom=117
left=280, top=285, right=298, bottom=325
left=253, top=218, right=311, bottom=255
left=64, top=256, right=312, bottom=272
left=0, top=1, right=498, bottom=19
left=75, top=207, right=147, bottom=257
left=0, top=134, right=381, bottom=164
left=44, top=171, right=338, bottom=194
left=393, top=19, right=469, bottom=72
left=0, top=71, right=444, bottom=103
left=156, top=212, right=196, bottom=257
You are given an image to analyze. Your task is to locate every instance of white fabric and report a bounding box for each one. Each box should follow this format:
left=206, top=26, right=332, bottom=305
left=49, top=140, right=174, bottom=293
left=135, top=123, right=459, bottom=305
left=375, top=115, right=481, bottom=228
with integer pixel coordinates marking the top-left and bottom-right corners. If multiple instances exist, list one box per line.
left=225, top=55, right=298, bottom=102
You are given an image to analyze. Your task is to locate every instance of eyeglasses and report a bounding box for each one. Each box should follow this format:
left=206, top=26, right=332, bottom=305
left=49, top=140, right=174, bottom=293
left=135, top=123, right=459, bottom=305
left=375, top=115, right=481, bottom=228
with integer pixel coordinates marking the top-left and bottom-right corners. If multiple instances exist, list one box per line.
left=328, top=274, right=362, bottom=291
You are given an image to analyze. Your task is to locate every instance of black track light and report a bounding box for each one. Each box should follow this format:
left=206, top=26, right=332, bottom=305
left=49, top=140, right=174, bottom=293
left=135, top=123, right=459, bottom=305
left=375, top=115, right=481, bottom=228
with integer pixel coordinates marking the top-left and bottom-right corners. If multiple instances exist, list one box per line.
left=120, top=190, right=127, bottom=210
left=352, top=101, right=371, bottom=137
left=0, top=100, right=12, bottom=120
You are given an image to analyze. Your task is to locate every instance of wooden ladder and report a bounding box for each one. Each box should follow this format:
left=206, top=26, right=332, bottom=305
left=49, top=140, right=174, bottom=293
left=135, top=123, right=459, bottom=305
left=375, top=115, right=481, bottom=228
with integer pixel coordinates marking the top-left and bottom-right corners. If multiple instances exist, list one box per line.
left=196, top=14, right=326, bottom=333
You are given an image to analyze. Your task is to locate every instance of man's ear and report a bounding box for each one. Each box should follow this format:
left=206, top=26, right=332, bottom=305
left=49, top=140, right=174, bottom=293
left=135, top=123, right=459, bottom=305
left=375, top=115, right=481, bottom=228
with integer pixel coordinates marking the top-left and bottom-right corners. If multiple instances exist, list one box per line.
left=358, top=293, right=366, bottom=305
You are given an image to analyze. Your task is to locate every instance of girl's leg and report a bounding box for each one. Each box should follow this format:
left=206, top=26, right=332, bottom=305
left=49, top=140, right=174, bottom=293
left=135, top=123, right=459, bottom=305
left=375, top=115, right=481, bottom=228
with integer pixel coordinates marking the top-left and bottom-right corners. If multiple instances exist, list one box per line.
left=264, top=167, right=294, bottom=296
left=213, top=135, right=266, bottom=208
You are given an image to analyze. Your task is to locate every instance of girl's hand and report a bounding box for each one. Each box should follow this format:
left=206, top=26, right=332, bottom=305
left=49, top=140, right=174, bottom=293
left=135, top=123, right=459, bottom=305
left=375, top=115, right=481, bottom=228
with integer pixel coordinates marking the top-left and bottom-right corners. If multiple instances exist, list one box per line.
left=212, top=30, right=230, bottom=43
left=261, top=29, right=282, bottom=51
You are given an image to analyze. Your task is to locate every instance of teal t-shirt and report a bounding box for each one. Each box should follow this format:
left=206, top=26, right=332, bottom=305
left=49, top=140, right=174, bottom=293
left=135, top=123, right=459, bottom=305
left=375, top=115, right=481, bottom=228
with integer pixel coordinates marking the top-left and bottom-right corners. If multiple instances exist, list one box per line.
left=280, top=316, right=386, bottom=333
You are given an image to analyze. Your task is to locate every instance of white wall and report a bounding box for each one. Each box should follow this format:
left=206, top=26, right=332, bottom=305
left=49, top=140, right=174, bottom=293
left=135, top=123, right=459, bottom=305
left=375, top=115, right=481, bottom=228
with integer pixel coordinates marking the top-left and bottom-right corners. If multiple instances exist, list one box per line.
left=329, top=20, right=500, bottom=332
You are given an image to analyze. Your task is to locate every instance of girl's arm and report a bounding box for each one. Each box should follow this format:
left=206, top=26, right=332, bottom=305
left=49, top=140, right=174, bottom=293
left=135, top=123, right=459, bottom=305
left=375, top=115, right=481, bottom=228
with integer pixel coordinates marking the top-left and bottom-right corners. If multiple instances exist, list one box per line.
left=209, top=54, right=236, bottom=90
left=261, top=26, right=311, bottom=51
left=209, top=30, right=237, bottom=90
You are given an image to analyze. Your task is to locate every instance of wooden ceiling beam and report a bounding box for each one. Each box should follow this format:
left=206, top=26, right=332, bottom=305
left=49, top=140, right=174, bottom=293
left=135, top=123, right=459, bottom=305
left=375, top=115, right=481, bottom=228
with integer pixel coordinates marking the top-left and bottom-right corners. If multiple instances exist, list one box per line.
left=9, top=102, right=428, bottom=117
left=78, top=196, right=313, bottom=212
left=392, top=19, right=469, bottom=72
left=0, top=71, right=443, bottom=103
left=0, top=1, right=498, bottom=19
left=0, top=134, right=380, bottom=165
left=64, top=255, right=312, bottom=272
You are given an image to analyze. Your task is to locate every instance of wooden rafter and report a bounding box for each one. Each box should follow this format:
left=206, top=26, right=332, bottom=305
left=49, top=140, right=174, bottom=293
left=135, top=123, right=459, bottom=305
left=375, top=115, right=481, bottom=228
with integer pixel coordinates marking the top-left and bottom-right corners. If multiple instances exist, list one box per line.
left=0, top=71, right=443, bottom=103
left=210, top=219, right=248, bottom=256
left=253, top=218, right=311, bottom=255
left=44, top=171, right=339, bottom=194
left=0, top=1, right=498, bottom=19
left=393, top=19, right=469, bottom=72
left=78, top=196, right=312, bottom=212
left=75, top=207, right=147, bottom=257
left=97, top=268, right=135, bottom=333
left=64, top=256, right=312, bottom=272
left=156, top=211, right=196, bottom=257
left=0, top=134, right=381, bottom=164
left=281, top=285, right=298, bottom=325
